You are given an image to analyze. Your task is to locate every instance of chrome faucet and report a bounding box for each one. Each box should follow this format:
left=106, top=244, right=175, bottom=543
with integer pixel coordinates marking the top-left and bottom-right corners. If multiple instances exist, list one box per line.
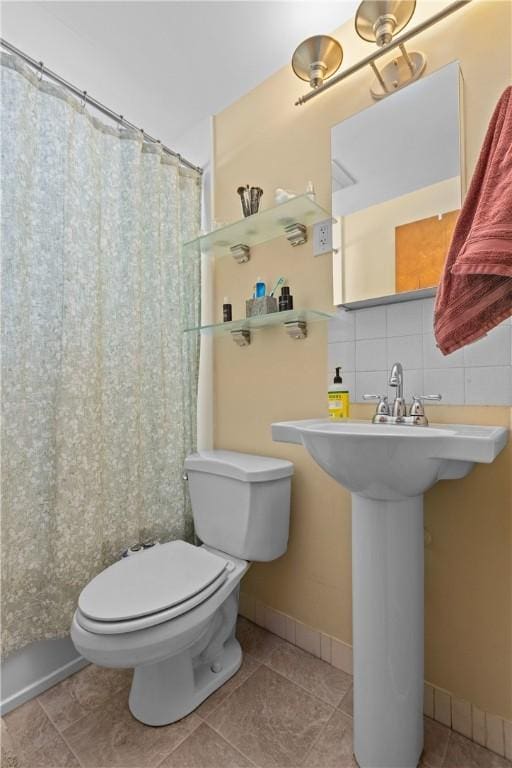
left=363, top=362, right=442, bottom=426
left=389, top=362, right=406, bottom=419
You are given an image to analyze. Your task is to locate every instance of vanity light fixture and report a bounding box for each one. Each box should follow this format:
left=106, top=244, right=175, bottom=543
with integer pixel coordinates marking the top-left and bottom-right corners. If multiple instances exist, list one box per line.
left=291, top=35, right=343, bottom=89
left=355, top=0, right=426, bottom=99
left=355, top=0, right=416, bottom=47
left=292, top=0, right=471, bottom=106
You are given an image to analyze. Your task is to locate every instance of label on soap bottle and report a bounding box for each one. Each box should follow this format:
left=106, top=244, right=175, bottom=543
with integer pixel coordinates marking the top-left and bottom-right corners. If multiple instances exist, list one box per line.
left=328, top=391, right=350, bottom=420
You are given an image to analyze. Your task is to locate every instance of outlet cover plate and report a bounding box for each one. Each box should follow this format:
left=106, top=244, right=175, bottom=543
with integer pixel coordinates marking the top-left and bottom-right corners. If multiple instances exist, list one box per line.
left=313, top=218, right=333, bottom=256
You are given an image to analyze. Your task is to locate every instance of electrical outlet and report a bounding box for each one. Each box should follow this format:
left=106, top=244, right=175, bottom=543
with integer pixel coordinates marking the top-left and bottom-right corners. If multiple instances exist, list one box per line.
left=313, top=218, right=333, bottom=256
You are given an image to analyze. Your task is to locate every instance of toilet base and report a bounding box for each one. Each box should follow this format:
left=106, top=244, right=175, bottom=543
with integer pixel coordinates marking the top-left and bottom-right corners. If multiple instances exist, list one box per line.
left=129, top=636, right=242, bottom=726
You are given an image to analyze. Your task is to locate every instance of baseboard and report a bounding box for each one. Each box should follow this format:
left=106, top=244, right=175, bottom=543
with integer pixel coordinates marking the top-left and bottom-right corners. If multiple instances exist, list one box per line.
left=0, top=636, right=89, bottom=715
left=239, top=592, right=512, bottom=761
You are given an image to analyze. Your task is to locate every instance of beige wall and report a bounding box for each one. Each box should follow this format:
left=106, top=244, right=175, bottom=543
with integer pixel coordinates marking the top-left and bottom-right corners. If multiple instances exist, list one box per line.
left=213, top=1, right=512, bottom=719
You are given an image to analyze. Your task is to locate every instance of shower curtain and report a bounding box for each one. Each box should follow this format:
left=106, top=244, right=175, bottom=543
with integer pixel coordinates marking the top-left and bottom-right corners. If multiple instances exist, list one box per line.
left=0, top=53, right=202, bottom=657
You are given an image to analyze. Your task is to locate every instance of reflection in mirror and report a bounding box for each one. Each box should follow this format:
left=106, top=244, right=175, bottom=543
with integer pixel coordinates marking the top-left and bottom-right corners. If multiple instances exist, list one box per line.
left=331, top=62, right=463, bottom=307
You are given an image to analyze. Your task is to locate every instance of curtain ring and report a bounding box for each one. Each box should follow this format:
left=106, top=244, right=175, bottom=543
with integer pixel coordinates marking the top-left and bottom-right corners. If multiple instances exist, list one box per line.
left=37, top=61, right=44, bottom=81
left=80, top=90, right=87, bottom=110
left=118, top=114, right=124, bottom=131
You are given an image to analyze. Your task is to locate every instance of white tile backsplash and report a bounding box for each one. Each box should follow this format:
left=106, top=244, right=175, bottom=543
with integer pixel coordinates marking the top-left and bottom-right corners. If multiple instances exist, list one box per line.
left=386, top=334, right=423, bottom=371
left=328, top=341, right=355, bottom=372
left=328, top=298, right=512, bottom=405
left=355, top=371, right=388, bottom=402
left=355, top=306, right=386, bottom=339
left=328, top=308, right=355, bottom=342
left=401, top=369, right=424, bottom=402
left=423, top=333, right=465, bottom=370
left=424, top=368, right=465, bottom=405
left=356, top=339, right=387, bottom=371
left=387, top=301, right=423, bottom=337
left=422, top=297, right=435, bottom=333
left=465, top=366, right=512, bottom=406
left=342, top=371, right=356, bottom=397
left=463, top=324, right=511, bottom=367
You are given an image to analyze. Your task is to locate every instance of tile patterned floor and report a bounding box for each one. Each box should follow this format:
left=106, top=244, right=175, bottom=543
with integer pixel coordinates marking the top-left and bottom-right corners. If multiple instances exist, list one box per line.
left=2, top=618, right=511, bottom=768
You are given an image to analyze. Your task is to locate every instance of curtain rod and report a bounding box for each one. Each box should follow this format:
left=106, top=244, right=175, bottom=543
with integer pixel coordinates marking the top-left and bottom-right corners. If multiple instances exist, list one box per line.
left=0, top=38, right=203, bottom=175
left=295, top=0, right=472, bottom=106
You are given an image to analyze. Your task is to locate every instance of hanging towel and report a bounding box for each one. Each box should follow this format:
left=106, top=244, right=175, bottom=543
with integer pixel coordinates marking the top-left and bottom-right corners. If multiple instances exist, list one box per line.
left=434, top=86, right=512, bottom=355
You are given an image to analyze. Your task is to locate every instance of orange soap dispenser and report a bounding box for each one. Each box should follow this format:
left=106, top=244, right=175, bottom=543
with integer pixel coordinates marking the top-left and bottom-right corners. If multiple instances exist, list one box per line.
left=328, top=367, right=350, bottom=420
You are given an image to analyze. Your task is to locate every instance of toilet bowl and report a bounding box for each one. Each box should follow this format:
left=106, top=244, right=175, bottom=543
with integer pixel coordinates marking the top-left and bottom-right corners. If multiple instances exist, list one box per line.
left=71, top=450, right=293, bottom=726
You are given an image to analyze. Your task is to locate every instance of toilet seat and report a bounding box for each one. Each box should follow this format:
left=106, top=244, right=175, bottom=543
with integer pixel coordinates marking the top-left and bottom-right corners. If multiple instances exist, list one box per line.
left=77, top=541, right=232, bottom=635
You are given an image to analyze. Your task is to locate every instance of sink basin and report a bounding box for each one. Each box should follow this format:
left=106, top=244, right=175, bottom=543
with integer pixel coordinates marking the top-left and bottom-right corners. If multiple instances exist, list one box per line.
left=272, top=418, right=508, bottom=768
left=272, top=419, right=507, bottom=500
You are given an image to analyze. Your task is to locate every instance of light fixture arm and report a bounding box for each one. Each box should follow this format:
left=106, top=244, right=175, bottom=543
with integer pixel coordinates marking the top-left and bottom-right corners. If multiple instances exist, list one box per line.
left=294, top=0, right=471, bottom=106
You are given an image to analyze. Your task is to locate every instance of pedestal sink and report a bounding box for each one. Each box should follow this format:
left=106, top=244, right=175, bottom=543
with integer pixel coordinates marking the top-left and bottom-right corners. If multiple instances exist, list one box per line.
left=272, top=419, right=508, bottom=768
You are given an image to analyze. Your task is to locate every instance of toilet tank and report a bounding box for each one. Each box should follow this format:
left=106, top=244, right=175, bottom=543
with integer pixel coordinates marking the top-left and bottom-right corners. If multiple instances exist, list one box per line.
left=184, top=450, right=293, bottom=561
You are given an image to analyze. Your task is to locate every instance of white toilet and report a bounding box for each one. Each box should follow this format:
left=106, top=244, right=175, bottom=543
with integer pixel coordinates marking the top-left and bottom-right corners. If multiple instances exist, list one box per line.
left=71, top=450, right=293, bottom=726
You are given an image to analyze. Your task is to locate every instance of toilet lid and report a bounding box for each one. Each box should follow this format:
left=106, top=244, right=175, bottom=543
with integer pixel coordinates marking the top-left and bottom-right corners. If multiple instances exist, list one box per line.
left=78, top=541, right=229, bottom=622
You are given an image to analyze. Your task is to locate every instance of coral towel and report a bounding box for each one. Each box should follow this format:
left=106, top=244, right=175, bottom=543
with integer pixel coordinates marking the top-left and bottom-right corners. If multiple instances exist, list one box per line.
left=434, top=86, right=512, bottom=354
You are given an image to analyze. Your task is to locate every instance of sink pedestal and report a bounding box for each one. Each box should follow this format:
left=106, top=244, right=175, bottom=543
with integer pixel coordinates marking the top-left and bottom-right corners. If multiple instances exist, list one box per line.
left=352, top=494, right=424, bottom=768
left=271, top=419, right=508, bottom=768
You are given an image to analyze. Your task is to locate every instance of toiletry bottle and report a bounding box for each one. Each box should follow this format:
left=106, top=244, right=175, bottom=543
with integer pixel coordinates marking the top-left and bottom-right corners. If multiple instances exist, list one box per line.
left=255, top=277, right=266, bottom=298
left=223, top=297, right=232, bottom=322
left=328, top=367, right=350, bottom=420
left=305, top=180, right=316, bottom=200
left=279, top=285, right=293, bottom=311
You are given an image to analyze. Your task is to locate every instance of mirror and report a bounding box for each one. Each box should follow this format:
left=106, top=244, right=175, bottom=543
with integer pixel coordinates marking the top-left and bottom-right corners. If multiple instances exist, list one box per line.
left=331, top=62, right=463, bottom=308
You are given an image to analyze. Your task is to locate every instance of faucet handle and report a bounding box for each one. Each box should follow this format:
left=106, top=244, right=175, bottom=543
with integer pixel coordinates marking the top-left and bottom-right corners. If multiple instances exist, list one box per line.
left=410, top=394, right=442, bottom=416
left=363, top=394, right=390, bottom=415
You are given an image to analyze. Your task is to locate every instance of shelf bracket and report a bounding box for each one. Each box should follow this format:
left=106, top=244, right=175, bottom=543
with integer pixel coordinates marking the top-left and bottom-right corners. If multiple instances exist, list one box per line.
left=284, top=320, right=307, bottom=340
left=284, top=222, right=307, bottom=247
left=231, top=329, right=251, bottom=346
left=230, top=243, right=251, bottom=263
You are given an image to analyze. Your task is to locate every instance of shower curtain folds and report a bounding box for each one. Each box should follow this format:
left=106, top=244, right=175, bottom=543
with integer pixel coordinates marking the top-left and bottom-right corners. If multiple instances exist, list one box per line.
left=0, top=52, right=202, bottom=658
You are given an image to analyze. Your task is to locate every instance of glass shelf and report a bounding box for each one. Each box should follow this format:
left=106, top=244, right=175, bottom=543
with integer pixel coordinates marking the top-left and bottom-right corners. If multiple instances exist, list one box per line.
left=184, top=309, right=334, bottom=337
left=183, top=194, right=331, bottom=258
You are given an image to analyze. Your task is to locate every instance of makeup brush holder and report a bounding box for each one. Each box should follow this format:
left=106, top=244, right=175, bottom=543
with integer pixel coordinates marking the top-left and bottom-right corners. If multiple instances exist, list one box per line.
left=246, top=296, right=278, bottom=317
left=237, top=186, right=264, bottom=217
